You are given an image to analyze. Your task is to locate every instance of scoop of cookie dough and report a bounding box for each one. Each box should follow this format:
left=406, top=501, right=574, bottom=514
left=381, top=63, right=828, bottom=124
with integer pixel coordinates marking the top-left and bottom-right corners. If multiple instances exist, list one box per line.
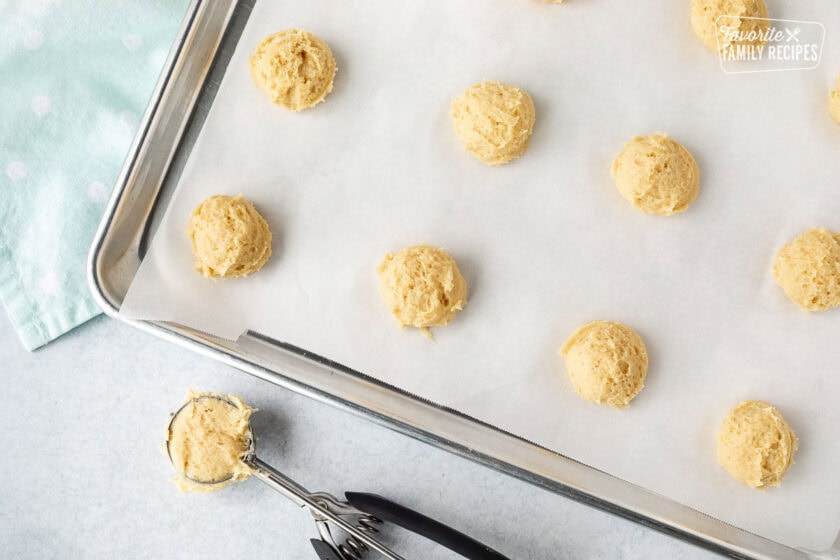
left=829, top=75, right=840, bottom=125
left=186, top=194, right=272, bottom=279
left=611, top=133, right=700, bottom=216
left=167, top=390, right=255, bottom=493
left=249, top=29, right=336, bottom=111
left=772, top=227, right=840, bottom=312
left=560, top=321, right=648, bottom=409
left=377, top=245, right=467, bottom=333
left=717, top=400, right=797, bottom=489
left=451, top=81, right=536, bottom=165
left=690, top=0, right=769, bottom=53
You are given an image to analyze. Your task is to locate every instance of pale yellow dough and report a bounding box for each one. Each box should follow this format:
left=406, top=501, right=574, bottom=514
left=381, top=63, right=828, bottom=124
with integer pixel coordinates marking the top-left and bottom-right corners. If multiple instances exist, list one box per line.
left=451, top=81, right=536, bottom=165
left=829, top=75, right=840, bottom=125
left=560, top=321, right=648, bottom=409
left=717, top=400, right=797, bottom=489
left=186, top=194, right=272, bottom=279
left=249, top=29, right=336, bottom=111
left=167, top=390, right=255, bottom=493
left=377, top=245, right=467, bottom=334
left=772, top=228, right=840, bottom=312
left=611, top=133, right=700, bottom=216
left=690, top=0, right=769, bottom=53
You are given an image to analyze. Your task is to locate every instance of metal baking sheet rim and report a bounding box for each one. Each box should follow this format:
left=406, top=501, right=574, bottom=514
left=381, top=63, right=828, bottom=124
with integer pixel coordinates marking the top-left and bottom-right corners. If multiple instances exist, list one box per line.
left=85, top=1, right=834, bottom=558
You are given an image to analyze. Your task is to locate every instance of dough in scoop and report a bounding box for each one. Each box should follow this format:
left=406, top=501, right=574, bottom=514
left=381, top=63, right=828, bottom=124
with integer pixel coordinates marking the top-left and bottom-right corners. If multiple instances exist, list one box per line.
left=451, top=81, right=536, bottom=165
left=717, top=400, right=797, bottom=489
left=772, top=227, right=840, bottom=312
left=829, top=75, right=840, bottom=125
left=186, top=194, right=272, bottom=278
left=690, top=0, right=769, bottom=53
left=611, top=133, right=700, bottom=216
left=167, top=390, right=255, bottom=493
left=249, top=29, right=336, bottom=111
left=377, top=245, right=467, bottom=334
left=560, top=321, right=648, bottom=409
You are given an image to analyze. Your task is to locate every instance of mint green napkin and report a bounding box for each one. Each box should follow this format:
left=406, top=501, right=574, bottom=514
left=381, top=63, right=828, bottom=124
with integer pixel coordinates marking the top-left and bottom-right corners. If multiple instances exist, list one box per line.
left=0, top=0, right=188, bottom=350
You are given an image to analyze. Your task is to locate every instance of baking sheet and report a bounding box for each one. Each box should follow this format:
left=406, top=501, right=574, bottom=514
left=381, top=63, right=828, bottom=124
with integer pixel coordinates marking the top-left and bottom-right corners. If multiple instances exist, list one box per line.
left=120, top=0, right=840, bottom=550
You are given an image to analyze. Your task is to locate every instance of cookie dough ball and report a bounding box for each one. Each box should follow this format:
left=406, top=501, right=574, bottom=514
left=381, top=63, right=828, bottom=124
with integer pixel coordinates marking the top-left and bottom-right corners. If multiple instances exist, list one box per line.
left=167, top=391, right=255, bottom=493
left=611, top=133, right=700, bottom=216
left=560, top=321, right=648, bottom=409
left=377, top=245, right=467, bottom=333
left=249, top=29, right=336, bottom=111
left=451, top=81, right=536, bottom=165
left=690, top=0, right=769, bottom=53
left=829, top=75, right=840, bottom=125
left=772, top=228, right=840, bottom=312
left=717, top=400, right=797, bottom=489
left=186, top=194, right=272, bottom=278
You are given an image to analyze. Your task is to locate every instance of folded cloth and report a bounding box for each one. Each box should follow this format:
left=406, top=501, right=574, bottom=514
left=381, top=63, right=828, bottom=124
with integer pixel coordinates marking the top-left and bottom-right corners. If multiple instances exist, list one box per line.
left=0, top=0, right=188, bottom=350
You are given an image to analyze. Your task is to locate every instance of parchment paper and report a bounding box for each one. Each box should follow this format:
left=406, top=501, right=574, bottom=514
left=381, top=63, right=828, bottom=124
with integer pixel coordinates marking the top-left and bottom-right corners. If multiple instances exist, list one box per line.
left=121, top=0, right=840, bottom=549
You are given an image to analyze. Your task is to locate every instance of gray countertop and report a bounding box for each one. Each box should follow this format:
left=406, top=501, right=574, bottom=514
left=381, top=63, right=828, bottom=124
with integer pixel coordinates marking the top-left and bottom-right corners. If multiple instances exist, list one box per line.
left=0, top=313, right=717, bottom=559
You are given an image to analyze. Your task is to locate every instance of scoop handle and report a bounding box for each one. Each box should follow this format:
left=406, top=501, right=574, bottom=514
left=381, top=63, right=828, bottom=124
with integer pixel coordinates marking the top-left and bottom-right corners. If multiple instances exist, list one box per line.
left=310, top=539, right=342, bottom=560
left=249, top=458, right=403, bottom=559
left=345, top=492, right=511, bottom=560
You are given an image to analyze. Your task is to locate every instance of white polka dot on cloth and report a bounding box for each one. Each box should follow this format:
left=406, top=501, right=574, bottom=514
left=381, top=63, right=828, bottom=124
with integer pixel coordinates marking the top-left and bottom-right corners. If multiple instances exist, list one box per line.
left=122, top=35, right=143, bottom=52
left=30, top=95, right=51, bottom=117
left=87, top=181, right=109, bottom=204
left=40, top=270, right=60, bottom=296
left=6, top=161, right=28, bottom=182
left=119, top=110, right=138, bottom=130
left=25, top=0, right=53, bottom=16
left=150, top=48, right=169, bottom=72
left=23, top=29, right=44, bottom=50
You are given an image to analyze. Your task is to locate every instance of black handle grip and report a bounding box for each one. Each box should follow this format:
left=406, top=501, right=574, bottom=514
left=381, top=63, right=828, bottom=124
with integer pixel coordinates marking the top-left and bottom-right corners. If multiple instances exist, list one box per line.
left=345, top=492, right=511, bottom=560
left=310, top=538, right=342, bottom=560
